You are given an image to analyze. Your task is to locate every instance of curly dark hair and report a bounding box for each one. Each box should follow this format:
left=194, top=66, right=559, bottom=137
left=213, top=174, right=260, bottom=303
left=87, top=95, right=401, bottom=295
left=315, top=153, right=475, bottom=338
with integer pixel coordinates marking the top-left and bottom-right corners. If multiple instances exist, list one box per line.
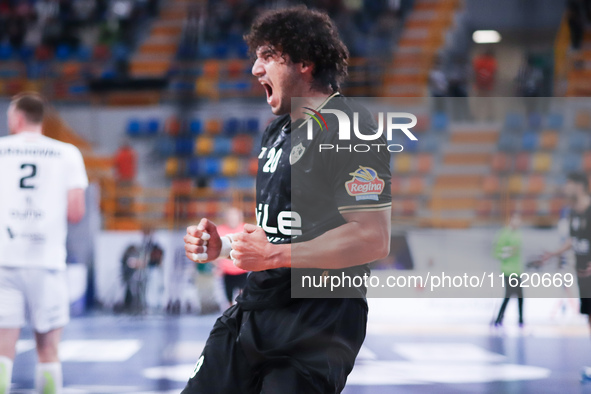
left=244, top=6, right=349, bottom=92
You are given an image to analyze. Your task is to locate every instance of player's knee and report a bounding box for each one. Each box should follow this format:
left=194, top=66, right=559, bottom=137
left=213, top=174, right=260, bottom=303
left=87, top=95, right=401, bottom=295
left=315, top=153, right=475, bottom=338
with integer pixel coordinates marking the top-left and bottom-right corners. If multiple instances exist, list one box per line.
left=0, top=356, right=13, bottom=394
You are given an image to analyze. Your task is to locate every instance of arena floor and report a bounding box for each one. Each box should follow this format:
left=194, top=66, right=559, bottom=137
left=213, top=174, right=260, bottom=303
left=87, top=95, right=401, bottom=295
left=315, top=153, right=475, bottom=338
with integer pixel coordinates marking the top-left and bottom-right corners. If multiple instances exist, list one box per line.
left=10, top=299, right=591, bottom=394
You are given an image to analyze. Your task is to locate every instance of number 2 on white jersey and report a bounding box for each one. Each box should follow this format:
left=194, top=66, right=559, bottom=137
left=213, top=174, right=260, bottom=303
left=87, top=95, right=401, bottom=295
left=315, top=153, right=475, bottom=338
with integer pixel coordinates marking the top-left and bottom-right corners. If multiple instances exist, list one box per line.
left=19, top=163, right=37, bottom=189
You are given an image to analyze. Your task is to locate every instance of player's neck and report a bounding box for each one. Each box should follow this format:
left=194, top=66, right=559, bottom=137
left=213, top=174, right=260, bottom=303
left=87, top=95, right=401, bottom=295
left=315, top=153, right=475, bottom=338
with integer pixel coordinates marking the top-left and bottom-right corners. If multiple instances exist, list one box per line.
left=14, top=127, right=42, bottom=135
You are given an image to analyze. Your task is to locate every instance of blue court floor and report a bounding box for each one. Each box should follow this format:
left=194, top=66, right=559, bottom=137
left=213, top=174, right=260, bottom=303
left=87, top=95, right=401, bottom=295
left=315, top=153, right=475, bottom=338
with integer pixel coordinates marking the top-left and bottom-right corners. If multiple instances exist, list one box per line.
left=10, top=299, right=591, bottom=394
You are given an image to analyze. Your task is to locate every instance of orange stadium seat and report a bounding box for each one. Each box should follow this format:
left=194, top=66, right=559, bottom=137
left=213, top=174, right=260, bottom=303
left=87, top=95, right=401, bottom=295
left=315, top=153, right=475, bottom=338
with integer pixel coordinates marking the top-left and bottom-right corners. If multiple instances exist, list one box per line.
left=231, top=135, right=254, bottom=155
left=205, top=119, right=222, bottom=134
left=203, top=60, right=221, bottom=78
left=195, top=137, right=214, bottom=155
left=525, top=175, right=545, bottom=195
left=395, top=154, right=413, bottom=173
left=165, top=158, right=179, bottom=177
left=539, top=131, right=558, bottom=150
left=221, top=157, right=240, bottom=177
left=491, top=153, right=510, bottom=172
left=391, top=177, right=402, bottom=195
left=248, top=157, right=258, bottom=176
left=482, top=176, right=500, bottom=195
left=514, top=153, right=530, bottom=172
left=416, top=153, right=433, bottom=173
left=575, top=111, right=591, bottom=130
left=401, top=199, right=418, bottom=216
left=165, top=116, right=181, bottom=135
left=406, top=176, right=425, bottom=195
left=583, top=152, right=591, bottom=172
left=508, top=175, right=524, bottom=194
left=550, top=197, right=566, bottom=215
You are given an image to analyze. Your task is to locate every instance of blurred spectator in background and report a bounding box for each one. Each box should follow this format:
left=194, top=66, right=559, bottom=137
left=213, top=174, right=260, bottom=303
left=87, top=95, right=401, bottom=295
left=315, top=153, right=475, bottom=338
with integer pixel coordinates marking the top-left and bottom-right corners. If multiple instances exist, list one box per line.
left=493, top=213, right=524, bottom=328
left=429, top=55, right=448, bottom=113
left=114, top=141, right=137, bottom=216
left=114, top=140, right=137, bottom=184
left=117, top=243, right=143, bottom=313
left=473, top=49, right=497, bottom=95
left=216, top=207, right=248, bottom=308
left=516, top=55, right=544, bottom=97
left=142, top=228, right=165, bottom=312
left=568, top=0, right=584, bottom=50
left=472, top=49, right=497, bottom=121
left=448, top=55, right=471, bottom=121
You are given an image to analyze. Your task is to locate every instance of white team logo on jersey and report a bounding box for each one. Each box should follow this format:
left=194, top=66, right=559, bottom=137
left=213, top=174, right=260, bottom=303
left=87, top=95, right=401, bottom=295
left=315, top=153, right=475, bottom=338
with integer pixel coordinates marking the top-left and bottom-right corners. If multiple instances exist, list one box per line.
left=190, top=355, right=204, bottom=378
left=289, top=143, right=306, bottom=165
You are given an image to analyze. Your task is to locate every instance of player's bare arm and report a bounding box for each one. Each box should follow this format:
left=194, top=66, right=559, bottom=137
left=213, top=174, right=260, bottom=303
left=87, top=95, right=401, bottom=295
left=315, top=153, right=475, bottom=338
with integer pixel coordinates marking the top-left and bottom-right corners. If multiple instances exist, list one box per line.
left=230, top=209, right=390, bottom=271
left=541, top=239, right=573, bottom=263
left=67, top=188, right=86, bottom=223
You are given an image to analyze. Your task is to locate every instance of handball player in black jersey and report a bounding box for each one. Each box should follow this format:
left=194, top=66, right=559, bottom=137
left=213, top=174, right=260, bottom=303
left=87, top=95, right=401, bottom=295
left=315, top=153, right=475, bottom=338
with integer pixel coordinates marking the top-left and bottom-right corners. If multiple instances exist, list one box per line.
left=541, top=172, right=591, bottom=381
left=182, top=6, right=391, bottom=393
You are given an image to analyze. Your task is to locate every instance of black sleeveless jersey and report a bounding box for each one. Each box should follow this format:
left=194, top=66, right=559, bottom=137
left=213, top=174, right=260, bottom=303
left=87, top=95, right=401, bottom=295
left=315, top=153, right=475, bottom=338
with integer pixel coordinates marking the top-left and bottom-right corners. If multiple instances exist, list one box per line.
left=236, top=94, right=392, bottom=310
left=570, top=204, right=591, bottom=271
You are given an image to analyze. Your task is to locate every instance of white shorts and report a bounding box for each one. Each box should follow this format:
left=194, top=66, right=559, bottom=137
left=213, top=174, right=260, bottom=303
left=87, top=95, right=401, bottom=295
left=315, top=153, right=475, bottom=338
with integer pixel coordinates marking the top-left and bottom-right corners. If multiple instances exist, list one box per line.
left=0, top=267, right=69, bottom=333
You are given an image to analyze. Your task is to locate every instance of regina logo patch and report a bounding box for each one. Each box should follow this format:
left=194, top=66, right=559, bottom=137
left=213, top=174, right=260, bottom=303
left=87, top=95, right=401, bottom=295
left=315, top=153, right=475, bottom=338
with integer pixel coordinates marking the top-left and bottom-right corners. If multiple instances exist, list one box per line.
left=290, top=142, right=306, bottom=165
left=345, top=166, right=384, bottom=201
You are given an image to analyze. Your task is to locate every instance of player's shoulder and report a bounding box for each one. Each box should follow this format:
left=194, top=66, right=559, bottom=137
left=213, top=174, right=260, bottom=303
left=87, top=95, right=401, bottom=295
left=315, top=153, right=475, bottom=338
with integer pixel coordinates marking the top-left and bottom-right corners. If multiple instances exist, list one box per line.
left=41, top=135, right=83, bottom=155
left=320, top=94, right=380, bottom=142
left=262, top=114, right=290, bottom=144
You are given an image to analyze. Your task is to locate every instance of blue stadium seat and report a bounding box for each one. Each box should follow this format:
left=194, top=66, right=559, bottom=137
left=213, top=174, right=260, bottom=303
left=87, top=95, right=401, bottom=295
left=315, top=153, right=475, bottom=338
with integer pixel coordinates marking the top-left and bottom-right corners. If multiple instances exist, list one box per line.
left=202, top=158, right=221, bottom=176
left=126, top=119, right=141, bottom=137
left=19, top=46, right=34, bottom=61
left=569, top=132, right=588, bottom=151
left=156, top=137, right=175, bottom=157
left=431, top=113, right=448, bottom=131
left=68, top=85, right=89, bottom=95
left=419, top=135, right=439, bottom=153
left=246, top=118, right=260, bottom=134
left=188, top=158, right=200, bottom=176
left=190, top=119, right=203, bottom=136
left=547, top=113, right=564, bottom=130
left=223, top=118, right=241, bottom=136
left=175, top=137, right=194, bottom=156
left=498, top=133, right=515, bottom=151
left=0, top=43, right=13, bottom=60
left=112, top=43, right=129, bottom=61
left=563, top=154, right=582, bottom=172
left=76, top=46, right=91, bottom=61
left=505, top=113, right=523, bottom=131
left=146, top=119, right=160, bottom=135
left=214, top=43, right=229, bottom=59
left=210, top=177, right=230, bottom=191
left=213, top=138, right=233, bottom=155
left=403, top=140, right=419, bottom=153
left=527, top=113, right=542, bottom=130
left=521, top=132, right=538, bottom=151
left=198, top=43, right=215, bottom=59
left=55, top=44, right=70, bottom=61
left=234, top=177, right=255, bottom=190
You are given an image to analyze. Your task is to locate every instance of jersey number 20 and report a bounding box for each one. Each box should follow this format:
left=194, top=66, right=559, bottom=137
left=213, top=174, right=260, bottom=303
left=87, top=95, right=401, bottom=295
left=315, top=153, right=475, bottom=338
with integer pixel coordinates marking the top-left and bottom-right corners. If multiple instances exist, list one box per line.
left=20, top=163, right=37, bottom=189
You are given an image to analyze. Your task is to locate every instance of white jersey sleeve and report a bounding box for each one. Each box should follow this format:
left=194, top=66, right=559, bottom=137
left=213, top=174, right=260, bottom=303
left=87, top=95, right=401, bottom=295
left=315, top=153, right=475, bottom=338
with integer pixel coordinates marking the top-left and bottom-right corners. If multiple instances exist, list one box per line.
left=65, top=143, right=89, bottom=190
left=0, top=132, right=88, bottom=270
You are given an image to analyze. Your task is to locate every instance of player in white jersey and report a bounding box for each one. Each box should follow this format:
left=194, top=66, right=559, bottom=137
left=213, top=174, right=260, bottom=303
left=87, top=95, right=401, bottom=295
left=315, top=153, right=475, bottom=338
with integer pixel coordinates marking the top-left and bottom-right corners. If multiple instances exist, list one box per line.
left=0, top=93, right=88, bottom=394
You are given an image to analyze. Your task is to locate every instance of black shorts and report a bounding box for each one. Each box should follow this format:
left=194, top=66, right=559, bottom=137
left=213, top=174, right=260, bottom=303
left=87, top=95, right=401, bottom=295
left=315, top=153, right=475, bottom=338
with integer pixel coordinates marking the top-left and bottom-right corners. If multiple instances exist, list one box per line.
left=181, top=298, right=368, bottom=394
left=578, top=275, right=591, bottom=315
